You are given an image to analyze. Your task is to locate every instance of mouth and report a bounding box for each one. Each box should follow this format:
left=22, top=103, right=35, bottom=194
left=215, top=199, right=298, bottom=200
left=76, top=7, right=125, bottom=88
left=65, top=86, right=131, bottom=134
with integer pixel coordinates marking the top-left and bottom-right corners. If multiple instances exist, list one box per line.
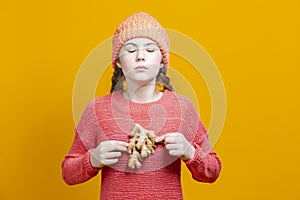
left=134, top=65, right=148, bottom=71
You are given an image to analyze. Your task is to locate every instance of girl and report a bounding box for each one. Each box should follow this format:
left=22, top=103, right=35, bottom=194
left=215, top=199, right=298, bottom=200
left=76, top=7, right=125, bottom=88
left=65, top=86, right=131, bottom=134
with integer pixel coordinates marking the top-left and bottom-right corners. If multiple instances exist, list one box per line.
left=62, top=12, right=221, bottom=200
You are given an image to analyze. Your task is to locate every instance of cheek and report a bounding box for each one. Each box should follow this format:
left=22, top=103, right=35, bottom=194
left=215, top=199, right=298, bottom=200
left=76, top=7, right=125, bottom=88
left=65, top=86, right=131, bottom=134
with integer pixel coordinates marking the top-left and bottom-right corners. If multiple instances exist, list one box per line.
left=150, top=53, right=163, bottom=64
left=119, top=55, right=134, bottom=68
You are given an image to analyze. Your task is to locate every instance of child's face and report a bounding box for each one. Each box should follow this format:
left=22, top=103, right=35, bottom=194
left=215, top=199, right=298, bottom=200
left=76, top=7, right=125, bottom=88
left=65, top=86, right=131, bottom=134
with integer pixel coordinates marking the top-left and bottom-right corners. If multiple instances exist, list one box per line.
left=116, top=38, right=163, bottom=85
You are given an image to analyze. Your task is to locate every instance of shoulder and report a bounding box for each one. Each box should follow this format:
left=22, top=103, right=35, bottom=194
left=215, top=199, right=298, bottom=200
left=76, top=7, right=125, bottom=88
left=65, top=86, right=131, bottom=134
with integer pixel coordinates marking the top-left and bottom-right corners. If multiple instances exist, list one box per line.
left=89, top=91, right=123, bottom=108
left=166, top=90, right=199, bottom=119
left=164, top=90, right=196, bottom=109
left=81, top=92, right=117, bottom=117
left=93, top=92, right=115, bottom=105
left=165, top=91, right=201, bottom=136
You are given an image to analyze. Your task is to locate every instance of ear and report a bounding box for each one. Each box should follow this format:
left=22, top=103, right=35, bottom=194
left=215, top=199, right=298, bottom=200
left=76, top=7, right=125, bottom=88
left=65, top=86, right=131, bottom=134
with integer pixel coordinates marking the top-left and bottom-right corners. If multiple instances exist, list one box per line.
left=160, top=62, right=164, bottom=68
left=160, top=57, right=164, bottom=68
left=116, top=60, right=122, bottom=68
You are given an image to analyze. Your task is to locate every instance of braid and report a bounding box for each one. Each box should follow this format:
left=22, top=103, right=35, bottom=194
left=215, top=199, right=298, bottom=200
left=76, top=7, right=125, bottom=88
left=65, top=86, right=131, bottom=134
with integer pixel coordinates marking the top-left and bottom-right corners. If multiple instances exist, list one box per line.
left=110, top=66, right=174, bottom=93
left=110, top=66, right=124, bottom=93
left=156, top=67, right=174, bottom=91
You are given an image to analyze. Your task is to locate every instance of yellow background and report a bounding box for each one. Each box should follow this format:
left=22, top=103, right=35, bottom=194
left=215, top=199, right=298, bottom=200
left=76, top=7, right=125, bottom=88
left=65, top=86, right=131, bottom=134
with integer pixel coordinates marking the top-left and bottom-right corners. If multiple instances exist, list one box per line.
left=1, top=0, right=299, bottom=199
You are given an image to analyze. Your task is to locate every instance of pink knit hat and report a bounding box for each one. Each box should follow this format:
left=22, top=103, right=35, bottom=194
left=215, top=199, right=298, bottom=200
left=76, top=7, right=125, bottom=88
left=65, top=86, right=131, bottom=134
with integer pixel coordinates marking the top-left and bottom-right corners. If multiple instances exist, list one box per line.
left=112, top=12, right=170, bottom=69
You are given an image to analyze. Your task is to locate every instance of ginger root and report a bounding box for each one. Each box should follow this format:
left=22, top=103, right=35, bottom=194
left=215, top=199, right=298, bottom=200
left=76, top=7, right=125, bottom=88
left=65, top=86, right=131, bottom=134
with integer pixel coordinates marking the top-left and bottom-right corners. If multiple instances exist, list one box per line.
left=127, top=124, right=157, bottom=169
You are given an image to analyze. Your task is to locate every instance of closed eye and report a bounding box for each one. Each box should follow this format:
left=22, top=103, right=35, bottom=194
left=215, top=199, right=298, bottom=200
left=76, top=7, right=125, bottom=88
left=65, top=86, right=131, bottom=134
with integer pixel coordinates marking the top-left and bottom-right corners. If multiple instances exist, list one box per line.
left=127, top=49, right=136, bottom=53
left=146, top=49, right=155, bottom=52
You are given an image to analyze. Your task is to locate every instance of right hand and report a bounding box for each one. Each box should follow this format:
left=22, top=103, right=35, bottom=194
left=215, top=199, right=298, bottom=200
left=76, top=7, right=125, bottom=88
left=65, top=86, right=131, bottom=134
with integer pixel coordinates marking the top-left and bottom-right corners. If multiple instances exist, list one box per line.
left=90, top=140, right=129, bottom=168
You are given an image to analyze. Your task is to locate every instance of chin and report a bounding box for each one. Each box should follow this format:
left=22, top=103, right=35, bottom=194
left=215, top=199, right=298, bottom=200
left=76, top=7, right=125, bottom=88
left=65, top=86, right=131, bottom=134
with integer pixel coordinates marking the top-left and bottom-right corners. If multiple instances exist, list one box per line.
left=130, top=78, right=156, bottom=86
left=129, top=76, right=155, bottom=83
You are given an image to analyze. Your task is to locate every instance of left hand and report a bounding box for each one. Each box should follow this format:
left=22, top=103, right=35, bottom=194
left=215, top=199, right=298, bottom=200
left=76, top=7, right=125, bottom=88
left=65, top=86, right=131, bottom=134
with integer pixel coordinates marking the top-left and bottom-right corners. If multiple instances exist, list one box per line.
left=155, top=133, right=195, bottom=161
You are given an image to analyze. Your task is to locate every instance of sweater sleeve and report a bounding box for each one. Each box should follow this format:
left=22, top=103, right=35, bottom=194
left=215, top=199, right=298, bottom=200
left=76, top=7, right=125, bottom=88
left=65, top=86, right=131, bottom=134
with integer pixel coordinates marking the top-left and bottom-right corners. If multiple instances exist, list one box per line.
left=61, top=100, right=102, bottom=185
left=62, top=132, right=100, bottom=185
left=184, top=121, right=222, bottom=183
left=176, top=93, right=221, bottom=183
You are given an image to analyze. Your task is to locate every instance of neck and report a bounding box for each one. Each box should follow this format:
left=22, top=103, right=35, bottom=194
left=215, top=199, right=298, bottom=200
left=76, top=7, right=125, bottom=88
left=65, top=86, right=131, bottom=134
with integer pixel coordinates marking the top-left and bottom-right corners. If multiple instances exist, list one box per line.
left=123, top=80, right=161, bottom=103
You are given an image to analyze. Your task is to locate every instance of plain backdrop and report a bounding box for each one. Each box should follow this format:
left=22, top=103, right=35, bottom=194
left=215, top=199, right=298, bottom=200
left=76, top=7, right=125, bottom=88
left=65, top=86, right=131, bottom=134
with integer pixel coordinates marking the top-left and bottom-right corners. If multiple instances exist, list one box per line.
left=0, top=1, right=299, bottom=199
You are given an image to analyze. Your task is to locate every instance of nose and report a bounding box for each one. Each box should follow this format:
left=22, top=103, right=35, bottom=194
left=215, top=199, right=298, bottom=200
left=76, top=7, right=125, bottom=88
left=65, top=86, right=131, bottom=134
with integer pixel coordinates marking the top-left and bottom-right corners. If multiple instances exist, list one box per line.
left=136, top=49, right=145, bottom=62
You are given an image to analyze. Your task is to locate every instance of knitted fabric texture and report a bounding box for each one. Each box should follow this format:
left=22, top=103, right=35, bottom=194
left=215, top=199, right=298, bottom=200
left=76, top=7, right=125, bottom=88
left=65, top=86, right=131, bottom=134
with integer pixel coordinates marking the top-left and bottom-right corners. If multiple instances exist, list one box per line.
left=112, top=12, right=170, bottom=69
left=62, top=90, right=221, bottom=200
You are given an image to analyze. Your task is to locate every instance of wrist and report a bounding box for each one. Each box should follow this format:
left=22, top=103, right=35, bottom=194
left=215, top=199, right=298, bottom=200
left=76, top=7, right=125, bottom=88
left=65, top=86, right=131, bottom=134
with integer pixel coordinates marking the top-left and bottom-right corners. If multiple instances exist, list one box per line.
left=90, top=151, right=104, bottom=169
left=182, top=144, right=195, bottom=161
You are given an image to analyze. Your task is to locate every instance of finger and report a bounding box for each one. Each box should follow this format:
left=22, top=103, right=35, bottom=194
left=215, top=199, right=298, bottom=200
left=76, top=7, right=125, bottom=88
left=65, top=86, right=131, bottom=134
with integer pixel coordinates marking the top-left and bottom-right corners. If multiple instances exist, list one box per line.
left=113, top=141, right=129, bottom=151
left=116, top=141, right=129, bottom=148
left=165, top=136, right=176, bottom=144
left=167, top=133, right=187, bottom=144
left=168, top=150, right=183, bottom=157
left=165, top=144, right=181, bottom=150
left=101, top=158, right=119, bottom=166
left=155, top=135, right=166, bottom=143
left=104, top=141, right=128, bottom=152
left=102, top=152, right=122, bottom=159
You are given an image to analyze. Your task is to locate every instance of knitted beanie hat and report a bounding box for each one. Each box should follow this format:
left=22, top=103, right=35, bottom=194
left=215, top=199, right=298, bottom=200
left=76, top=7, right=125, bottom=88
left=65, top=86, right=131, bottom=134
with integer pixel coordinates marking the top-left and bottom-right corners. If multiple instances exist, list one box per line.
left=112, top=12, right=170, bottom=69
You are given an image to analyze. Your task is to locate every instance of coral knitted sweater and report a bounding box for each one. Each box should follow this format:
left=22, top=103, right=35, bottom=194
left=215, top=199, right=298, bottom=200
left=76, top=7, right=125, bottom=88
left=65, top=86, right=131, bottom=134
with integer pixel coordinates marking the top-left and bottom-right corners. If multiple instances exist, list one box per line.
left=62, top=90, right=221, bottom=200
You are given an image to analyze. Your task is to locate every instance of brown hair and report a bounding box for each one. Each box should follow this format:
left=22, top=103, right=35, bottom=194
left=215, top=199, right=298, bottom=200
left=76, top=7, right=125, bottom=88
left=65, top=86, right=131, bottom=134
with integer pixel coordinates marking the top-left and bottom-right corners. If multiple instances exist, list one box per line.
left=110, top=66, right=174, bottom=93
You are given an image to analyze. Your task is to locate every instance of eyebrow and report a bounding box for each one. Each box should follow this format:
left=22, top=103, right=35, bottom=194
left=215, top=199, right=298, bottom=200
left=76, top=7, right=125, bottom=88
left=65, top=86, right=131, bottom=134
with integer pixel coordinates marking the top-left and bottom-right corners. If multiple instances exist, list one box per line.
left=124, top=42, right=158, bottom=47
